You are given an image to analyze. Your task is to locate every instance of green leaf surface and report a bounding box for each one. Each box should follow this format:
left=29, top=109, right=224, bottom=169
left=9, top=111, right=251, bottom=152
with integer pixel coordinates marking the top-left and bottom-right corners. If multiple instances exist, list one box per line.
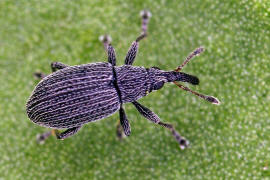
left=0, top=0, right=269, bottom=179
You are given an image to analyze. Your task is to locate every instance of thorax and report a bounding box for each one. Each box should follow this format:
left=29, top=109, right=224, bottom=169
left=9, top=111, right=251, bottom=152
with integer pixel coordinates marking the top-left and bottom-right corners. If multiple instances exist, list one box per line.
left=114, top=65, right=150, bottom=103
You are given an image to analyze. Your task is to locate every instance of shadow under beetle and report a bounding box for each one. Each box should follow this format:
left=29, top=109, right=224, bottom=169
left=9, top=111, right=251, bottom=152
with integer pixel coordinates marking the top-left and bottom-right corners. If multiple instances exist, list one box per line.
left=26, top=10, right=220, bottom=149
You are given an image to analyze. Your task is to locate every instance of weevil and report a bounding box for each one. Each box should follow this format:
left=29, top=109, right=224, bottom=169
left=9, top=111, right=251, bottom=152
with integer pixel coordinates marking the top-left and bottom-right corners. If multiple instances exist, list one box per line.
left=26, top=10, right=220, bottom=149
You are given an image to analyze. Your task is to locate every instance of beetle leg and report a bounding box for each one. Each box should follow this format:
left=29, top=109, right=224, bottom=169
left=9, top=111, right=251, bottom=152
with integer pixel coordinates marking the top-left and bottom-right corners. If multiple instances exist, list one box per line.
left=51, top=62, right=69, bottom=72
left=132, top=101, right=189, bottom=150
left=36, top=127, right=81, bottom=143
left=116, top=105, right=131, bottom=139
left=106, top=44, right=116, bottom=66
left=124, top=10, right=151, bottom=65
left=54, top=126, right=82, bottom=140
left=140, top=10, right=151, bottom=34
left=119, top=105, right=131, bottom=136
left=175, top=47, right=204, bottom=72
left=36, top=130, right=53, bottom=144
left=124, top=41, right=139, bottom=65
left=33, top=62, right=68, bottom=80
left=34, top=72, right=47, bottom=80
left=99, top=35, right=116, bottom=66
left=116, top=120, right=124, bottom=139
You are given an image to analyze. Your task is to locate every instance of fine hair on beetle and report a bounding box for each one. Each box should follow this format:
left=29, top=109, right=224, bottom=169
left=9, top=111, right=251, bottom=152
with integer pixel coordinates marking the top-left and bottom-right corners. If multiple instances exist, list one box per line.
left=26, top=10, right=220, bottom=150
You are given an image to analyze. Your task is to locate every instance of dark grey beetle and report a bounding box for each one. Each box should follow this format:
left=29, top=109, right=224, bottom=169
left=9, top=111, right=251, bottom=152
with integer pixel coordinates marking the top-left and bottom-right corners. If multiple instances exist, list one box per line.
left=26, top=10, right=220, bottom=149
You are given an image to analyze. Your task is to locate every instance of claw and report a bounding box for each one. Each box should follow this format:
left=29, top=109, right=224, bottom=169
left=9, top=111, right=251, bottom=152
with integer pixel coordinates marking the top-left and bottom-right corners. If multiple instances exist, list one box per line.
left=99, top=34, right=112, bottom=44
left=140, top=10, right=152, bottom=19
left=36, top=131, right=51, bottom=144
left=179, top=139, right=189, bottom=150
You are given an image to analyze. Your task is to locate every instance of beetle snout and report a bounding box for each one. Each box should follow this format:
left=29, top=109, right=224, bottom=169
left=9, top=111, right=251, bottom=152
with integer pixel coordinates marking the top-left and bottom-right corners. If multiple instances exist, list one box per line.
left=163, top=71, right=199, bottom=85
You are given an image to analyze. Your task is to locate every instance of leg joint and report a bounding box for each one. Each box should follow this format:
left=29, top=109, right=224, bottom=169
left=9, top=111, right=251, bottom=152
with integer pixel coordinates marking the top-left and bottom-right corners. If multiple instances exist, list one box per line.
left=136, top=33, right=147, bottom=42
left=158, top=122, right=173, bottom=130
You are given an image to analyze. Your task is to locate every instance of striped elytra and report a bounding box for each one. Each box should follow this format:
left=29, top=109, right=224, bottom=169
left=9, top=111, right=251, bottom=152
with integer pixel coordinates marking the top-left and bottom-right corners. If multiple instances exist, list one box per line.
left=26, top=62, right=201, bottom=129
left=26, top=63, right=121, bottom=128
left=26, top=62, right=156, bottom=129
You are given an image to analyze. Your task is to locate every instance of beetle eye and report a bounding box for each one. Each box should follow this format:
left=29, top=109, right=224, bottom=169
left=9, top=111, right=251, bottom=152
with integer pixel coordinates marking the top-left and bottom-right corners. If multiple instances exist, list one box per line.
left=153, top=81, right=164, bottom=90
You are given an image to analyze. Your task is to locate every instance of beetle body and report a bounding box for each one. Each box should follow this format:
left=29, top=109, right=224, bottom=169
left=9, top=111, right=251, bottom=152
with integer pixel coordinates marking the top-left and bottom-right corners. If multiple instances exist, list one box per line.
left=26, top=62, right=198, bottom=129
left=26, top=10, right=219, bottom=149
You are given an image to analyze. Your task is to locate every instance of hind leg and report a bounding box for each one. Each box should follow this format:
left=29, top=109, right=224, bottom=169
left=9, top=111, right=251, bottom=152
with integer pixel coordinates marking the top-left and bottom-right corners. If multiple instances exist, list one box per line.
left=34, top=62, right=69, bottom=80
left=51, top=62, right=68, bottom=72
left=54, top=126, right=82, bottom=140
left=37, top=126, right=82, bottom=144
left=34, top=72, right=46, bottom=79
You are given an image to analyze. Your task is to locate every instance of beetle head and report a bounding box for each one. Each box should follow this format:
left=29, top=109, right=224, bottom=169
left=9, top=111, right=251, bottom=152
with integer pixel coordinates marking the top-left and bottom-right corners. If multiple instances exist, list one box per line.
left=147, top=46, right=220, bottom=105
left=148, top=67, right=199, bottom=92
left=147, top=67, right=167, bottom=92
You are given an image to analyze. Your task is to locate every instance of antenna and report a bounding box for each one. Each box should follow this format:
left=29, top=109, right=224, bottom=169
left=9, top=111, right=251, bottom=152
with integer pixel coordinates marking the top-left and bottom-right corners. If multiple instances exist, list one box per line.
left=175, top=47, right=204, bottom=72
left=174, top=47, right=220, bottom=105
left=174, top=82, right=220, bottom=105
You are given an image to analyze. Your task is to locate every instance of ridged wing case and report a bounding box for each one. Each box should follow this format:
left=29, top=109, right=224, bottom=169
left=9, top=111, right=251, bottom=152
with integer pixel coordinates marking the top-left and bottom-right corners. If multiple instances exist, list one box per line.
left=26, top=62, right=120, bottom=128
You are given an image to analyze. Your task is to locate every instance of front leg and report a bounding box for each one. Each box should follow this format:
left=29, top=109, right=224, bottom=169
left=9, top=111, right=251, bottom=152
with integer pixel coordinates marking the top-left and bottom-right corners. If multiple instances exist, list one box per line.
left=132, top=101, right=189, bottom=149
left=34, top=62, right=69, bottom=80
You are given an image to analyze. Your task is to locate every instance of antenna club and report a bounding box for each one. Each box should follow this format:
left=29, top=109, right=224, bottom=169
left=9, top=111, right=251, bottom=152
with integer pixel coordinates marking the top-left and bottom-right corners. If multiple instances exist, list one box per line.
left=174, top=46, right=205, bottom=72
left=206, top=96, right=220, bottom=105
left=194, top=47, right=204, bottom=55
